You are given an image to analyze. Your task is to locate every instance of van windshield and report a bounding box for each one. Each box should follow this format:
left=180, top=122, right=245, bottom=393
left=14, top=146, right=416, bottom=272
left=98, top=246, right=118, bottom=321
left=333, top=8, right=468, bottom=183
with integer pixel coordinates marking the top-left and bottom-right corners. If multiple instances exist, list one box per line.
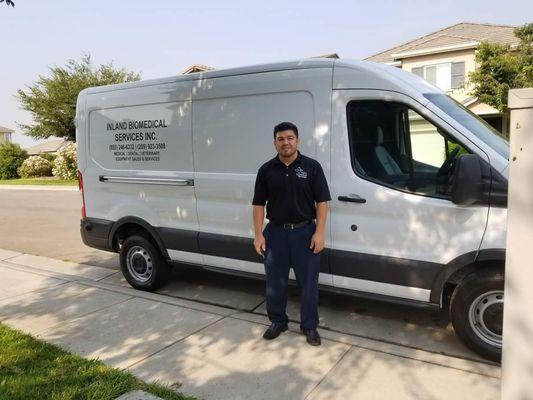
left=423, top=93, right=509, bottom=160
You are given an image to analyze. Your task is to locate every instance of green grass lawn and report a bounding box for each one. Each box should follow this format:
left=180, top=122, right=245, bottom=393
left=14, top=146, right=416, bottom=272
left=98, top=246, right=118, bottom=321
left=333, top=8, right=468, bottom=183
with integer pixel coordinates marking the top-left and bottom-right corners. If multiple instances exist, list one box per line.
left=0, top=178, right=77, bottom=186
left=0, top=322, right=193, bottom=400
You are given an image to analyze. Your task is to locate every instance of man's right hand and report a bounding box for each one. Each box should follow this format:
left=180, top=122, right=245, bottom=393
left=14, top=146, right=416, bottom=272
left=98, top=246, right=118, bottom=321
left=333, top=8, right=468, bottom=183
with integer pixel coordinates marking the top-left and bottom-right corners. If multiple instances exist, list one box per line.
left=254, top=234, right=266, bottom=256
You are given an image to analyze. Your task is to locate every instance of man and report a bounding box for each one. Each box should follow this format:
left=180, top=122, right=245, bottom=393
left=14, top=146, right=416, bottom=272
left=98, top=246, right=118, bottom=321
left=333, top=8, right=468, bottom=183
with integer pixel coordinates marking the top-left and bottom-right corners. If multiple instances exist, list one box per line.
left=252, top=121, right=331, bottom=346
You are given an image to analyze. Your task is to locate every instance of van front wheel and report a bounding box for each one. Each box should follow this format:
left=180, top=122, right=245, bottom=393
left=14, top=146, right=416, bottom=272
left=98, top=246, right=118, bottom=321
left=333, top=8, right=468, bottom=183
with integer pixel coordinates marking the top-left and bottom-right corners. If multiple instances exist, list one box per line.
left=450, top=268, right=503, bottom=362
left=119, top=235, right=169, bottom=291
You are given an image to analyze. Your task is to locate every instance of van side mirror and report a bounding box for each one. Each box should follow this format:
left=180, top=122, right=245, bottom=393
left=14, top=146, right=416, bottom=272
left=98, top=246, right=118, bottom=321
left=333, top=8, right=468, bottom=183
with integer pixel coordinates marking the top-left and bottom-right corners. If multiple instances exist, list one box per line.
left=451, top=154, right=486, bottom=206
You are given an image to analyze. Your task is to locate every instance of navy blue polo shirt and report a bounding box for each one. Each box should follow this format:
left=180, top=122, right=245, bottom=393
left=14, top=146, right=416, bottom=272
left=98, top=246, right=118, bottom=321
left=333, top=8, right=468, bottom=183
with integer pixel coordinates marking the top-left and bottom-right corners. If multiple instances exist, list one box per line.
left=252, top=152, right=331, bottom=224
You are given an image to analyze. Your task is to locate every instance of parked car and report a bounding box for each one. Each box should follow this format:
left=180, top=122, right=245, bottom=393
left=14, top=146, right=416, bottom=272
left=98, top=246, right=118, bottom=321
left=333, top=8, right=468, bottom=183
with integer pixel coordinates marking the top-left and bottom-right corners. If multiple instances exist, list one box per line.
left=76, top=59, right=508, bottom=362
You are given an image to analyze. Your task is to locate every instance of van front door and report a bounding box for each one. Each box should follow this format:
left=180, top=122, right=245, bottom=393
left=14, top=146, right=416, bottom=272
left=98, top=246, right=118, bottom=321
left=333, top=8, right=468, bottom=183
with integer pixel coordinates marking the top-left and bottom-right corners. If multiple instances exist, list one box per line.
left=329, top=90, right=489, bottom=304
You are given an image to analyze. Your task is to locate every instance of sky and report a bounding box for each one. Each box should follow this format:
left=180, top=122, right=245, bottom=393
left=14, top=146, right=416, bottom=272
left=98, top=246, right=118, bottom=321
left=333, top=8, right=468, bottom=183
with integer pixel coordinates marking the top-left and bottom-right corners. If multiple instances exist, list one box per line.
left=1, top=0, right=531, bottom=148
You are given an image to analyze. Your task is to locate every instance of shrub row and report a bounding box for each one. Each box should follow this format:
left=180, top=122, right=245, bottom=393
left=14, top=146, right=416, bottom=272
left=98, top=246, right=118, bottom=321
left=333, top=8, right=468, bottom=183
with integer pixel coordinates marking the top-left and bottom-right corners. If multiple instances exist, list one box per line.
left=0, top=142, right=77, bottom=180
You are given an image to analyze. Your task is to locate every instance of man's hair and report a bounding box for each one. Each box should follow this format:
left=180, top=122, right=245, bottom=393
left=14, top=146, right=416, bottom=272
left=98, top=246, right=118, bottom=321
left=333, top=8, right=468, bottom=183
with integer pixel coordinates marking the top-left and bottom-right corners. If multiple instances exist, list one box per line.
left=273, top=122, right=299, bottom=139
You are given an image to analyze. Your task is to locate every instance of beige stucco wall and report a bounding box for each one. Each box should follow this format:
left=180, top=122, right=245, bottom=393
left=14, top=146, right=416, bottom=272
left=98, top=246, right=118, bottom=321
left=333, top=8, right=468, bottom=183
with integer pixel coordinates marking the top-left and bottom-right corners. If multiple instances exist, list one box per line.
left=401, top=49, right=477, bottom=103
left=469, top=101, right=501, bottom=116
left=400, top=48, right=505, bottom=137
left=0, top=133, right=12, bottom=144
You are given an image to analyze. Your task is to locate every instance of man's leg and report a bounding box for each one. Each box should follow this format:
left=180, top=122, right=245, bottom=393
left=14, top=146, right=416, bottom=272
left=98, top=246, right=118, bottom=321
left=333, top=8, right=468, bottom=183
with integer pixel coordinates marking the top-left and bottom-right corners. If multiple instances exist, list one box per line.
left=263, top=224, right=290, bottom=327
left=290, top=223, right=320, bottom=331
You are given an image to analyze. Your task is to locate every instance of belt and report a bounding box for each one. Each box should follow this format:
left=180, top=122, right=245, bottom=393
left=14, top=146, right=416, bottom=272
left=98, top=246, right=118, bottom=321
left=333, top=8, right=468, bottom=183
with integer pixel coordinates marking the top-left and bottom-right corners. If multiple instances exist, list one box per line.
left=272, top=220, right=313, bottom=230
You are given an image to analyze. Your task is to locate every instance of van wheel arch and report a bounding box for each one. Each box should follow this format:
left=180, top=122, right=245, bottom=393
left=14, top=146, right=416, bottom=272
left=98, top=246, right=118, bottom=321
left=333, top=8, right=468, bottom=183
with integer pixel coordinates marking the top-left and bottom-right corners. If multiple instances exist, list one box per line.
left=447, top=259, right=504, bottom=285
left=109, top=217, right=170, bottom=260
left=430, top=249, right=505, bottom=306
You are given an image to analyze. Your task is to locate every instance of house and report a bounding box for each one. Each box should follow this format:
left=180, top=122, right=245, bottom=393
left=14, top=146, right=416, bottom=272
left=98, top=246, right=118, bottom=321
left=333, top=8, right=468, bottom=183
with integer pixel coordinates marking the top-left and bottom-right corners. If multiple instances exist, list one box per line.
left=181, top=64, right=215, bottom=74
left=0, top=126, right=13, bottom=144
left=365, top=22, right=519, bottom=136
left=313, top=53, right=340, bottom=59
left=25, top=138, right=68, bottom=156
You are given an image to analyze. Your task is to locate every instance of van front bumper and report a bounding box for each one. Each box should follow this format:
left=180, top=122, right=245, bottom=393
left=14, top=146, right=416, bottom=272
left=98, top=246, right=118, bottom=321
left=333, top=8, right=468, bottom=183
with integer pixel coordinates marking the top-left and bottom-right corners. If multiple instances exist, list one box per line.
left=80, top=218, right=114, bottom=252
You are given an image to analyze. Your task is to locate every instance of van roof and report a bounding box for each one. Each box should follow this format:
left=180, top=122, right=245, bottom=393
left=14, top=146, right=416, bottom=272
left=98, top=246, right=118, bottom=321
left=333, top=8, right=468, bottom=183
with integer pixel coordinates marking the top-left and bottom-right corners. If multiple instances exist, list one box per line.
left=81, top=58, right=439, bottom=100
left=83, top=59, right=335, bottom=94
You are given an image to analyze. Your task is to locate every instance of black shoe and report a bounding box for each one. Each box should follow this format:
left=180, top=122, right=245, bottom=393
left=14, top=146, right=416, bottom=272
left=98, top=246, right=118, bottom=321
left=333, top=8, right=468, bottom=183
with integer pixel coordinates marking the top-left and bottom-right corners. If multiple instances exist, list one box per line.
left=262, top=323, right=288, bottom=340
left=303, top=329, right=321, bottom=346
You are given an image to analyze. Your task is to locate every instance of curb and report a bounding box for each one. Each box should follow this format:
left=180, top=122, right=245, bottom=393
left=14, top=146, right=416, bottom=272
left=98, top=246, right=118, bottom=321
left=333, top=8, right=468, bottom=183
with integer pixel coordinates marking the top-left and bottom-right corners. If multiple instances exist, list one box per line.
left=0, top=185, right=78, bottom=191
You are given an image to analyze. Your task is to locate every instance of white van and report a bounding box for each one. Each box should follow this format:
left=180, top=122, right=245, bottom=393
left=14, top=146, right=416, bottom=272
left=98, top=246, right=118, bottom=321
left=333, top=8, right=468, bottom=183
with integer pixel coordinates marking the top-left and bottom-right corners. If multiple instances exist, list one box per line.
left=76, top=59, right=508, bottom=362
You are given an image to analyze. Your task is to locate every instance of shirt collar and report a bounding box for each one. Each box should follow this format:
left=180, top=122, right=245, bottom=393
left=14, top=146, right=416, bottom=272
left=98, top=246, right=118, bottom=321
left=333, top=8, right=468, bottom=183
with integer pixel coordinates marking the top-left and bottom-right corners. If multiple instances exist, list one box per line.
left=273, top=151, right=302, bottom=166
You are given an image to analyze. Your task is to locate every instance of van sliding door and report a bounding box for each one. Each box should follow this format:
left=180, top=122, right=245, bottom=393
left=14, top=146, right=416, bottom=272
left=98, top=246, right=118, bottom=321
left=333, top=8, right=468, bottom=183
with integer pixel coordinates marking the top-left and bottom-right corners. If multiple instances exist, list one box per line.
left=191, top=68, right=334, bottom=285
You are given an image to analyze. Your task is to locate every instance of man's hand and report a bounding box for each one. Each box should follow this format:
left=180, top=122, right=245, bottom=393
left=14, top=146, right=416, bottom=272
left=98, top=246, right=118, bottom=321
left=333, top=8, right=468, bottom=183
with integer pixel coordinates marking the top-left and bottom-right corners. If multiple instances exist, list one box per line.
left=254, top=234, right=266, bottom=256
left=310, top=232, right=324, bottom=254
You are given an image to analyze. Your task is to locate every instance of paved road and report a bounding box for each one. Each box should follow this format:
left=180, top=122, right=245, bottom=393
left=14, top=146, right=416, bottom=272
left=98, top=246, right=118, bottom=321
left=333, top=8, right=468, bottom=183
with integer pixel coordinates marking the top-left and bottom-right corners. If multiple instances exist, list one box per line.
left=0, top=187, right=118, bottom=268
left=0, top=187, right=489, bottom=362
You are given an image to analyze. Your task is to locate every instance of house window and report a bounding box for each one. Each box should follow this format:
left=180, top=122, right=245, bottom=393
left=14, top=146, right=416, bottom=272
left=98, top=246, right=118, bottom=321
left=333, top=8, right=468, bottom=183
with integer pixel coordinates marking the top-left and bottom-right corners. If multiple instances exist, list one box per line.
left=412, top=61, right=464, bottom=91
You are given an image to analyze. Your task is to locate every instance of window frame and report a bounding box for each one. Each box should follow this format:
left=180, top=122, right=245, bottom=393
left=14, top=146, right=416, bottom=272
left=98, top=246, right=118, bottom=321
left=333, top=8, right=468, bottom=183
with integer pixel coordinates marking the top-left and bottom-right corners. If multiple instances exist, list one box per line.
left=345, top=99, right=472, bottom=202
left=412, top=61, right=465, bottom=92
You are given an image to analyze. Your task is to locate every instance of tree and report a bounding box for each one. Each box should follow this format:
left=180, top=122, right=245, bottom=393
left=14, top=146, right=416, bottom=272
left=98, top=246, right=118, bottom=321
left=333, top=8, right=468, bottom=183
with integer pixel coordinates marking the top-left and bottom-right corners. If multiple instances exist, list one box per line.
left=17, top=55, right=140, bottom=141
left=1, top=0, right=15, bottom=7
left=469, top=23, right=533, bottom=113
left=0, top=143, right=27, bottom=180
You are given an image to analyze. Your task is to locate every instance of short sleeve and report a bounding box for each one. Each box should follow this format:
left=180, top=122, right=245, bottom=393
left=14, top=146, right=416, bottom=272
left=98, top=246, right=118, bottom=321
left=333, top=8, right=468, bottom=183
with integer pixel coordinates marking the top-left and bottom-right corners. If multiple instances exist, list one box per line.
left=312, top=163, right=331, bottom=202
left=252, top=168, right=268, bottom=205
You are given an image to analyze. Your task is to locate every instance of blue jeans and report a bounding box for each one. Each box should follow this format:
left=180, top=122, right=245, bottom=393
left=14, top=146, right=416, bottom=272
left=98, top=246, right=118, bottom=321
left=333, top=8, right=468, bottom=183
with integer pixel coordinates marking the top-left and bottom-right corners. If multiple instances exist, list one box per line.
left=262, top=222, right=320, bottom=331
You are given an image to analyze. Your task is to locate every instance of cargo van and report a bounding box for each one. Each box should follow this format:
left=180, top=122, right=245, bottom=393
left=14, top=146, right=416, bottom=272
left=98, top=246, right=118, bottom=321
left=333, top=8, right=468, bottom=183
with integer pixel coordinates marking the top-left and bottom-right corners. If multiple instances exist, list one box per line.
left=76, top=59, right=508, bottom=361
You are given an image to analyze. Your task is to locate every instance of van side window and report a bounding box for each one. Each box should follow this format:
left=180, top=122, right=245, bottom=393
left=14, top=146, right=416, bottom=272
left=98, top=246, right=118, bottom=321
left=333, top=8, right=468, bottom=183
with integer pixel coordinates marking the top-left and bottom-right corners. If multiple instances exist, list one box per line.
left=346, top=100, right=469, bottom=198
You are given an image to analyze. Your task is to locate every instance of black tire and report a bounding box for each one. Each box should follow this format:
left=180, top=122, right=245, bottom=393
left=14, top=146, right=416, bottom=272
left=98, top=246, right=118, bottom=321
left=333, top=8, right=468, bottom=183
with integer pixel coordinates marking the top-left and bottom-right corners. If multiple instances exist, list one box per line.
left=450, top=268, right=504, bottom=362
left=119, top=234, right=170, bottom=291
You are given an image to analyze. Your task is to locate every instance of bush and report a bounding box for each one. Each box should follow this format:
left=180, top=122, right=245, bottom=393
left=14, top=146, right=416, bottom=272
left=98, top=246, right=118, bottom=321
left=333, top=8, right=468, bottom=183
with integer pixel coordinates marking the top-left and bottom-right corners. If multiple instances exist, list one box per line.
left=0, top=143, right=28, bottom=179
left=52, top=142, right=77, bottom=180
left=40, top=152, right=56, bottom=163
left=18, top=155, right=53, bottom=178
left=444, top=142, right=470, bottom=160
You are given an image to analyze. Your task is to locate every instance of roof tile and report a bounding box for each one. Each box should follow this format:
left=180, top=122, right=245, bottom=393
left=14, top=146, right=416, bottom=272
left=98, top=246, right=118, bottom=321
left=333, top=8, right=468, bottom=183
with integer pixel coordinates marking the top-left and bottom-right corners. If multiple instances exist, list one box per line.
left=366, top=22, right=519, bottom=63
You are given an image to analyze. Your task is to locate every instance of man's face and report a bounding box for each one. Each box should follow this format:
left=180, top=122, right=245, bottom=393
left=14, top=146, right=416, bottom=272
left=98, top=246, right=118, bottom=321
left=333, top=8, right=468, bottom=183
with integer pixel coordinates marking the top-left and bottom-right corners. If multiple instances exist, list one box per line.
left=274, top=129, right=299, bottom=158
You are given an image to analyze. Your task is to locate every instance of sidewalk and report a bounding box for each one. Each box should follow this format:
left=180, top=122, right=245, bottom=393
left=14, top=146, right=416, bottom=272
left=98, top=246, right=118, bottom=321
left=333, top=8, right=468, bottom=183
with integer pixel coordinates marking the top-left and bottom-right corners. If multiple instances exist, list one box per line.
left=0, top=248, right=501, bottom=400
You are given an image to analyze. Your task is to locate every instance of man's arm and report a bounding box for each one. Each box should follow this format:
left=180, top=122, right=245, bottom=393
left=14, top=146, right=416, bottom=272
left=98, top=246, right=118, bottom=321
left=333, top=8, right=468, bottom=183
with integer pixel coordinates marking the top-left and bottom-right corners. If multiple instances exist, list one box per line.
left=310, top=201, right=327, bottom=253
left=253, top=205, right=266, bottom=255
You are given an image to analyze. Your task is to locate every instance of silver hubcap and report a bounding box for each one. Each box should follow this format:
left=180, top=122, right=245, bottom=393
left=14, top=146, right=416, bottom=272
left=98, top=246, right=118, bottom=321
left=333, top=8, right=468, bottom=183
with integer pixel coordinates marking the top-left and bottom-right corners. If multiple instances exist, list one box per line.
left=468, top=291, right=503, bottom=348
left=126, top=246, right=153, bottom=283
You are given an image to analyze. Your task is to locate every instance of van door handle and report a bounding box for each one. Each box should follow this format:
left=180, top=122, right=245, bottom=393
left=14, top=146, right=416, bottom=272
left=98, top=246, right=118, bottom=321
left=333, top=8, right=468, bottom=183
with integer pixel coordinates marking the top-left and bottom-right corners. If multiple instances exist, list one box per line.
left=99, top=176, right=194, bottom=186
left=338, top=194, right=366, bottom=204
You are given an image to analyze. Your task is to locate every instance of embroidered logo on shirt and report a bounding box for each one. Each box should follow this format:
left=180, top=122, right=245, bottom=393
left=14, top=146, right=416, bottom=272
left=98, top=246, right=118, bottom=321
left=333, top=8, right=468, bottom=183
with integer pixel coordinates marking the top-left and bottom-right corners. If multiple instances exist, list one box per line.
left=295, top=166, right=307, bottom=179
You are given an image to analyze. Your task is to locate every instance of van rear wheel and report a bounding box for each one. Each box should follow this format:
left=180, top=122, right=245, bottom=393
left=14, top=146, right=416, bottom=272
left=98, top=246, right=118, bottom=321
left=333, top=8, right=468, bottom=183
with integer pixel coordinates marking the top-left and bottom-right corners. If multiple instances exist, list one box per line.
left=450, top=268, right=503, bottom=362
left=119, top=235, right=169, bottom=291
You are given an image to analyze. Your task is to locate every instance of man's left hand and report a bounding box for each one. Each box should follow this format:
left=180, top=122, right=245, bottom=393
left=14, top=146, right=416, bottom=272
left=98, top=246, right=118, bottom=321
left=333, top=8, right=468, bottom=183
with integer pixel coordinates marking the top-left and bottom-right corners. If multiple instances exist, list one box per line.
left=310, top=232, right=325, bottom=254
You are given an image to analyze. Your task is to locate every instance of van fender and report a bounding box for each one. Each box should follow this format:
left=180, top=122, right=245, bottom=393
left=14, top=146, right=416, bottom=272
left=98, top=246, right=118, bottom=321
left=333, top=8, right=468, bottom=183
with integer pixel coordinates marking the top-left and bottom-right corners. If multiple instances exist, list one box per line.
left=108, top=216, right=170, bottom=259
left=430, top=249, right=506, bottom=305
